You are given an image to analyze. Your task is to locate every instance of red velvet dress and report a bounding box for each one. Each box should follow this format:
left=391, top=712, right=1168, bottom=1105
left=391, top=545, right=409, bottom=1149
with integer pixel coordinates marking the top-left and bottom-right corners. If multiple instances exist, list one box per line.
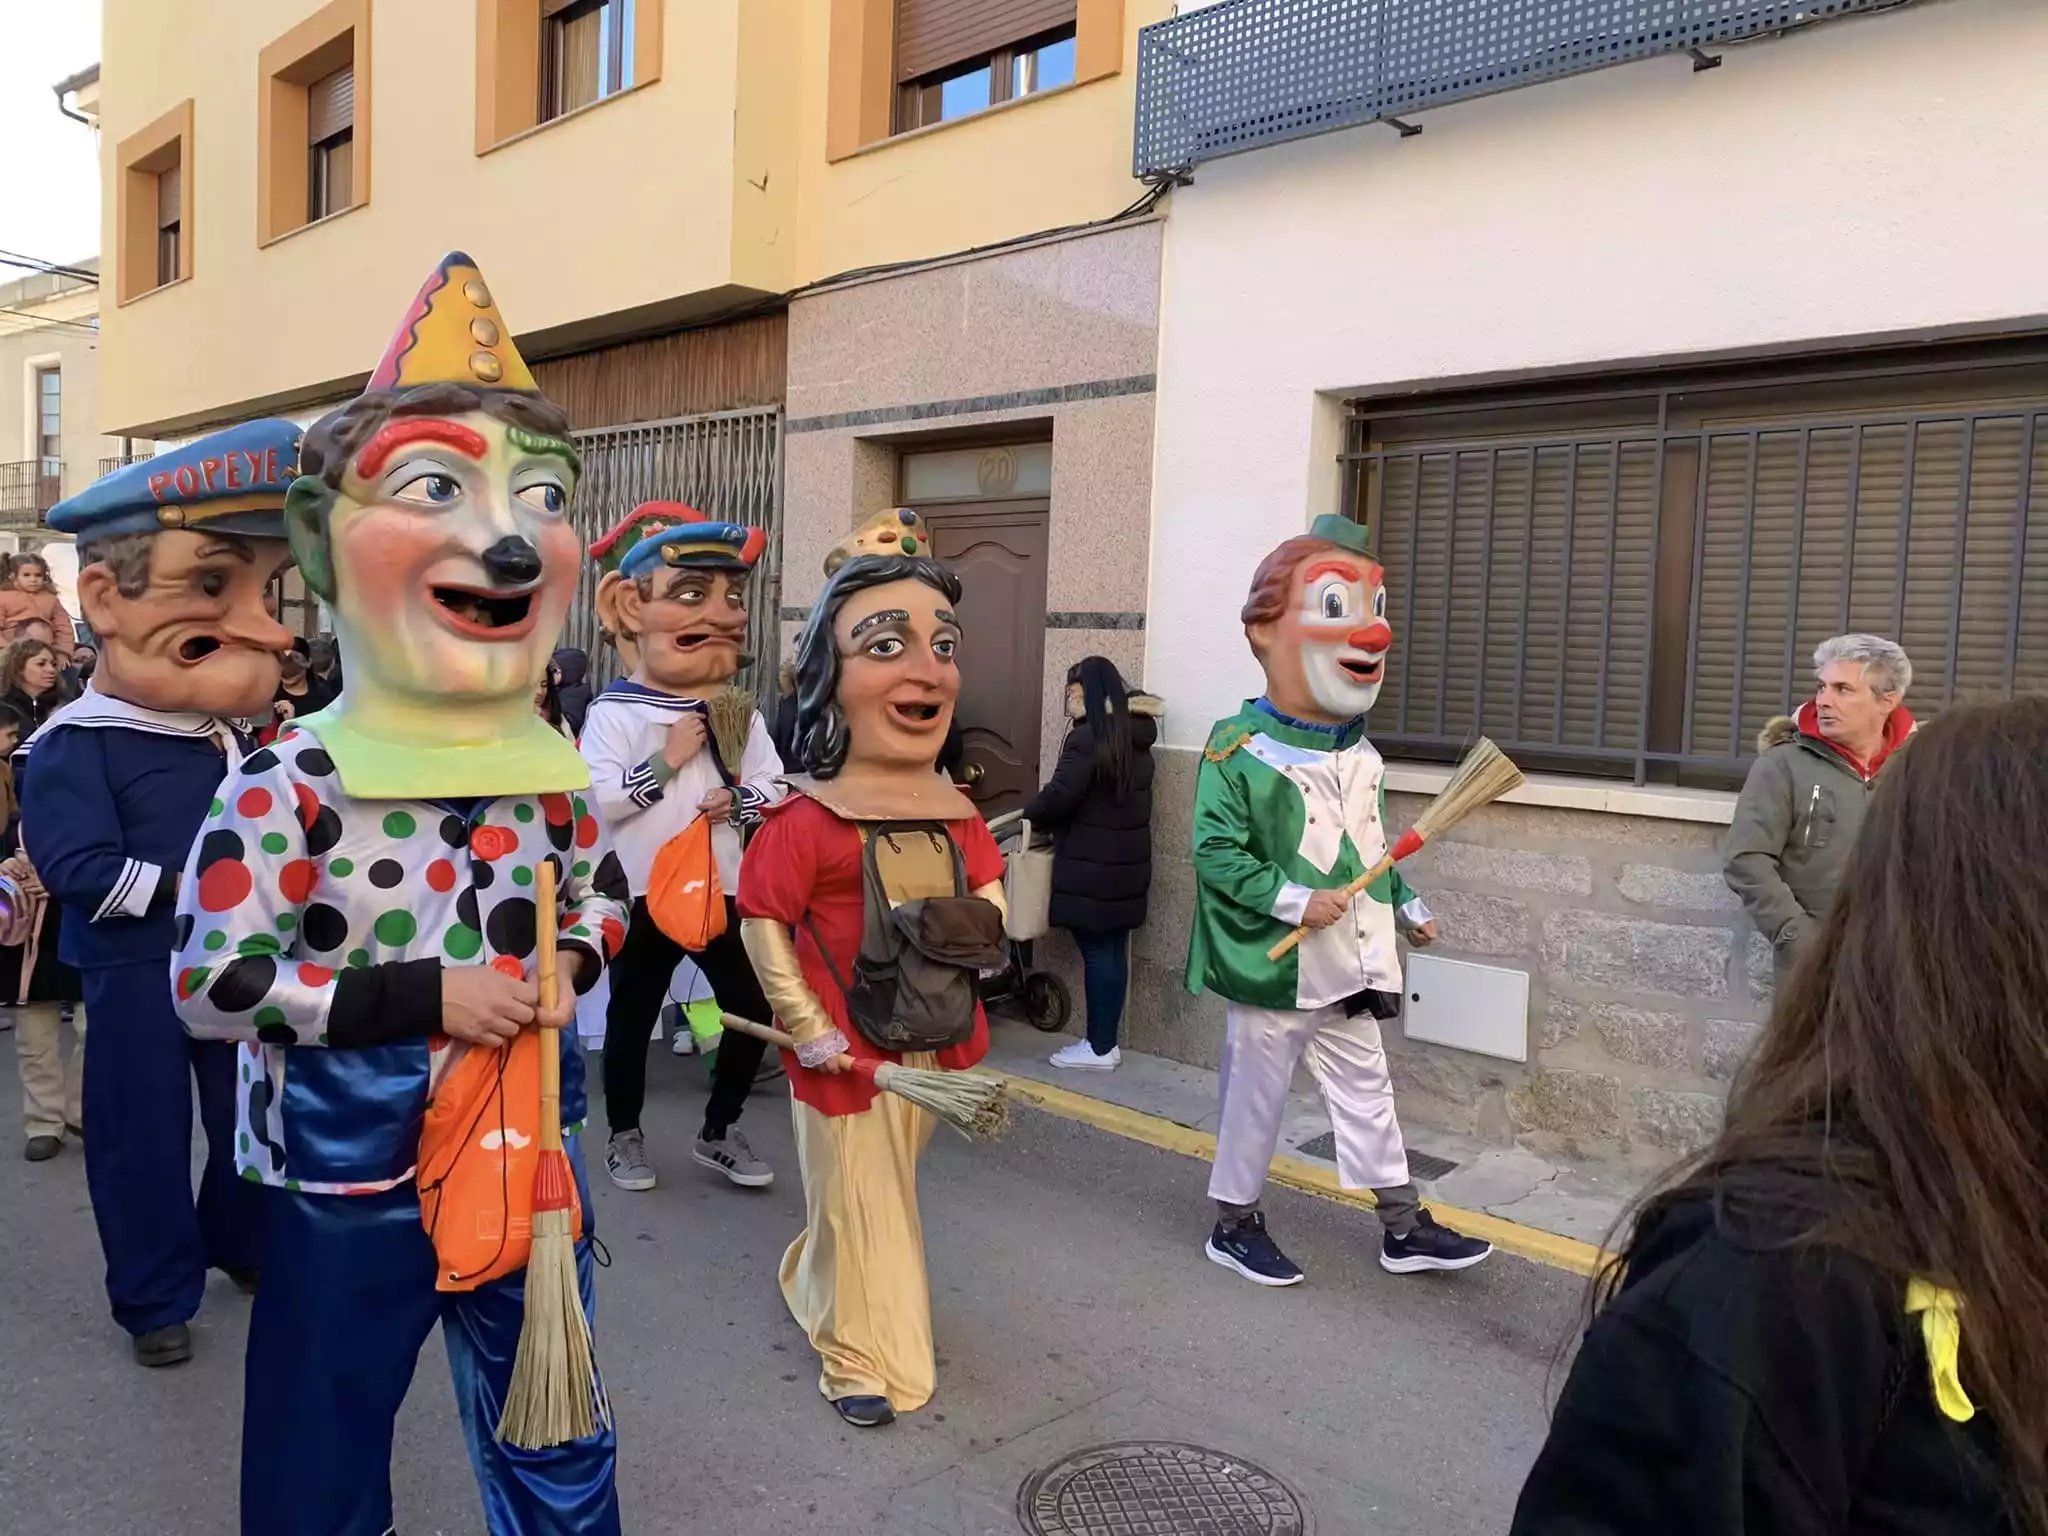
left=737, top=792, right=1003, bottom=1116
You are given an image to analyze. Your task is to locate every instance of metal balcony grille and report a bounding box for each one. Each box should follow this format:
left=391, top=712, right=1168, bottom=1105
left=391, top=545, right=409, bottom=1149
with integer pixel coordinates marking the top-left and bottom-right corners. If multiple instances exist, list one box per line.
left=1134, top=0, right=1909, bottom=176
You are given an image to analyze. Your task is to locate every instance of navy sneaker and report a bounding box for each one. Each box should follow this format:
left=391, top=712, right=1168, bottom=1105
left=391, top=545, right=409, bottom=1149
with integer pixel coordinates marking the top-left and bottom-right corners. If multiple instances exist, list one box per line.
left=1204, top=1212, right=1305, bottom=1287
left=833, top=1395, right=896, bottom=1428
left=1380, top=1208, right=1493, bottom=1274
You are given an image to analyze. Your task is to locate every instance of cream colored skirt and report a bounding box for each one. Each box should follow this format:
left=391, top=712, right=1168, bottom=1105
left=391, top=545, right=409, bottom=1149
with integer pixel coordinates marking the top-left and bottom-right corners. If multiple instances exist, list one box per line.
left=779, top=1057, right=940, bottom=1412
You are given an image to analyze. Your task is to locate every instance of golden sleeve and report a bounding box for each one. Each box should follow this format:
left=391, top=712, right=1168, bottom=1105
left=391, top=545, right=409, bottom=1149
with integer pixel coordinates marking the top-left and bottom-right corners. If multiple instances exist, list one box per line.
left=739, top=918, right=847, bottom=1064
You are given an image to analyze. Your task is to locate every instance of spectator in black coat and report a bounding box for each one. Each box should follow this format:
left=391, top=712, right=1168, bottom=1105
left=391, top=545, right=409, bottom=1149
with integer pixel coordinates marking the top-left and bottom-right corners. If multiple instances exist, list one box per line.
left=550, top=647, right=593, bottom=738
left=1023, top=657, right=1159, bottom=1072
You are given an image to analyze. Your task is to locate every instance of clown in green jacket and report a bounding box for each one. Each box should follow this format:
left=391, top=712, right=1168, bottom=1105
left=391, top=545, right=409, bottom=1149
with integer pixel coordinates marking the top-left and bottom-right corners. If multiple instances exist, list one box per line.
left=1189, top=514, right=1493, bottom=1288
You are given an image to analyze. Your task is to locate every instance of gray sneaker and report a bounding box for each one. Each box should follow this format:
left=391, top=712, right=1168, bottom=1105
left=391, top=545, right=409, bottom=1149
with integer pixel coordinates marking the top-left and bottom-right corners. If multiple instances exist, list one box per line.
left=692, top=1128, right=774, bottom=1189
left=605, top=1129, right=656, bottom=1192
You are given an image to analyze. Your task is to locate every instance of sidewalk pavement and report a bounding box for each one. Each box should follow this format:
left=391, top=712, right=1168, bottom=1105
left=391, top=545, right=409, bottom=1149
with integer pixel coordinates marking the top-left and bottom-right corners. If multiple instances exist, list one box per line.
left=986, top=1020, right=1644, bottom=1260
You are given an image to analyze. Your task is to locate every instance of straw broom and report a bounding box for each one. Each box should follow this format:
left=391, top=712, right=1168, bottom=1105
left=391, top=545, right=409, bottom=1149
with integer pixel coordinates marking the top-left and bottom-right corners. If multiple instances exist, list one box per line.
left=718, top=1012, right=1010, bottom=1141
left=1266, top=738, right=1525, bottom=962
left=707, top=685, right=756, bottom=779
left=498, top=860, right=611, bottom=1449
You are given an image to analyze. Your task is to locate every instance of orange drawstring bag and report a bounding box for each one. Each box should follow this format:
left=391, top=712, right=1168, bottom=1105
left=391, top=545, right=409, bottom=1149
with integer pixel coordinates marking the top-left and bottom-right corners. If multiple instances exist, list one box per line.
left=646, top=813, right=727, bottom=949
left=417, top=1029, right=584, bottom=1293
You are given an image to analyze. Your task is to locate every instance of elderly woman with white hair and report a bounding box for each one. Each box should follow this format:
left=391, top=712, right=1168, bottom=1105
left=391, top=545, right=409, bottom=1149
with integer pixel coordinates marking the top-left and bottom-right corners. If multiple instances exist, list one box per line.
left=1723, top=633, right=1915, bottom=987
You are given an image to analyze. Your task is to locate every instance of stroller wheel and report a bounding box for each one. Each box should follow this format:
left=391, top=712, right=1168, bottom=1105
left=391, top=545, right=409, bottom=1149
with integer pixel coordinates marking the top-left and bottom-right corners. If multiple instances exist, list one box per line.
left=1022, top=972, right=1071, bottom=1032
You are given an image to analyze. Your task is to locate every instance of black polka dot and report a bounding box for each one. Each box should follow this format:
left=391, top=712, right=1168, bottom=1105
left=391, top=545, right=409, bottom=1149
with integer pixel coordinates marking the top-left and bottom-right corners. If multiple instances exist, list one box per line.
left=592, top=851, right=629, bottom=903
left=196, top=829, right=244, bottom=874
left=207, top=956, right=276, bottom=1013
left=547, top=815, right=574, bottom=852
left=239, top=748, right=280, bottom=777
left=301, top=903, right=348, bottom=953
left=368, top=859, right=404, bottom=889
left=174, top=912, right=194, bottom=950
left=304, top=806, right=344, bottom=858
left=440, top=814, right=469, bottom=848
left=295, top=747, right=336, bottom=777
left=256, top=1023, right=297, bottom=1046
left=457, top=887, right=480, bottom=932
left=486, top=897, right=536, bottom=960
left=472, top=859, right=494, bottom=891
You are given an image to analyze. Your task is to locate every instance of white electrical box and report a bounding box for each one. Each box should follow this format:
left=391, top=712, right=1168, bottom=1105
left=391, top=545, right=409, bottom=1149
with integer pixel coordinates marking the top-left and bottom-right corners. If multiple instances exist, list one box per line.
left=1401, top=953, right=1530, bottom=1063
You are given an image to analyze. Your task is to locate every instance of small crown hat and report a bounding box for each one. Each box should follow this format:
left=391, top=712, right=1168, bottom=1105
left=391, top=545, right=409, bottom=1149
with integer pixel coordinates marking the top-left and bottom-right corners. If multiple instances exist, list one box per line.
left=823, top=507, right=928, bottom=576
left=367, top=251, right=537, bottom=395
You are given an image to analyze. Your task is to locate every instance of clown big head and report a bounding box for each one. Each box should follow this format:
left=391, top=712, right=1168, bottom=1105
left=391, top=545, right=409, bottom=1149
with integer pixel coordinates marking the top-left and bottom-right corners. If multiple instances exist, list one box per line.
left=1241, top=514, right=1391, bottom=725
left=282, top=252, right=589, bottom=796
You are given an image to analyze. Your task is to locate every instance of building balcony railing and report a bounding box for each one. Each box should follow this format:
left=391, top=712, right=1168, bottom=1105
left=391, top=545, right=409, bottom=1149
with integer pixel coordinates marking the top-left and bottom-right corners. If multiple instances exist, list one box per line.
left=0, top=461, right=61, bottom=530
left=1134, top=0, right=1905, bottom=177
left=100, top=453, right=153, bottom=477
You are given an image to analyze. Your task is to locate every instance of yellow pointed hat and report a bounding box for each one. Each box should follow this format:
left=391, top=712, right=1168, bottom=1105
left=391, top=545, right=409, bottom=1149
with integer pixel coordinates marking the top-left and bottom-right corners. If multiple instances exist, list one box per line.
left=366, top=251, right=537, bottom=394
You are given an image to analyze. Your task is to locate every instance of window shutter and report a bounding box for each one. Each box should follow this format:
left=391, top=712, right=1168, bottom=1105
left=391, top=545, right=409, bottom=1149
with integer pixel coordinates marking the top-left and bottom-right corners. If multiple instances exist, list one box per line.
left=156, top=162, right=181, bottom=228
left=308, top=65, right=354, bottom=144
left=895, top=0, right=1076, bottom=83
left=1369, top=439, right=1656, bottom=760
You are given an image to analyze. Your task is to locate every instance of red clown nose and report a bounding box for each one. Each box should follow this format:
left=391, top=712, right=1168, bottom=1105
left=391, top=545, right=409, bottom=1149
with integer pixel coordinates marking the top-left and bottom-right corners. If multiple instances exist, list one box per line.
left=1350, top=621, right=1393, bottom=652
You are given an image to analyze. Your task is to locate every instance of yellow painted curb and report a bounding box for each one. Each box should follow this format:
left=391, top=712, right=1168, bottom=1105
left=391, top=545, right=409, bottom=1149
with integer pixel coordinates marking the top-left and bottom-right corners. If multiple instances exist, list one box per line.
left=992, top=1070, right=1608, bottom=1279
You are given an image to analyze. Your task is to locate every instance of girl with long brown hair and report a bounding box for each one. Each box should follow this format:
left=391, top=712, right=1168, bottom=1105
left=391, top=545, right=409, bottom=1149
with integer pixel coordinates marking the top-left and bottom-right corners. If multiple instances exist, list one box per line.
left=1513, top=697, right=2048, bottom=1534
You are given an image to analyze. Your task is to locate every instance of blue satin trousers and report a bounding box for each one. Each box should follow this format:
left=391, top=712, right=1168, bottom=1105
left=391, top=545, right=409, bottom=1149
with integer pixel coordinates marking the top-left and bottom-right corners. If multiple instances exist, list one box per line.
left=81, top=960, right=268, bottom=1335
left=241, top=1160, right=621, bottom=1536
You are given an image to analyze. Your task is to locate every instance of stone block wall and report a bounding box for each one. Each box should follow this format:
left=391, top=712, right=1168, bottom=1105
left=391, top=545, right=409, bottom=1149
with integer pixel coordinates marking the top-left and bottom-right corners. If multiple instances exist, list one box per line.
left=1090, top=746, right=1776, bottom=1172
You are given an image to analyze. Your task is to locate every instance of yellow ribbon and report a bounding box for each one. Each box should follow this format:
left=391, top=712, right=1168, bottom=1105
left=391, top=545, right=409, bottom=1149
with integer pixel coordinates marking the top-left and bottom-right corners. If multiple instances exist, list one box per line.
left=1904, top=1279, right=1975, bottom=1423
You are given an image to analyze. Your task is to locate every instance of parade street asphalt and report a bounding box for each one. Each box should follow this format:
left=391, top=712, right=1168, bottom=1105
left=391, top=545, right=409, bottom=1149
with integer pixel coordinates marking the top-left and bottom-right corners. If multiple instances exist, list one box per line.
left=0, top=1035, right=1583, bottom=1536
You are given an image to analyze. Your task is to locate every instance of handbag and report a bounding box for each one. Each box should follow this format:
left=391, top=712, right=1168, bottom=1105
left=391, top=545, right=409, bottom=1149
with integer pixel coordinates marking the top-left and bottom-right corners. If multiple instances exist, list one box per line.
left=1002, top=818, right=1053, bottom=942
left=647, top=814, right=728, bottom=949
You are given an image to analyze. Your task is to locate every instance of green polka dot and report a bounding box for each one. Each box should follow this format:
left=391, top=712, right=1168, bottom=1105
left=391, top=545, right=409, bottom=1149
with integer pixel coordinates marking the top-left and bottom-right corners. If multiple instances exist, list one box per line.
left=444, top=924, right=482, bottom=960
left=346, top=948, right=371, bottom=969
left=184, top=966, right=212, bottom=993
left=374, top=910, right=417, bottom=946
left=238, top=934, right=283, bottom=957
left=210, top=798, right=225, bottom=817
left=572, top=861, right=591, bottom=879
left=514, top=802, right=535, bottom=823
left=513, top=865, right=533, bottom=887
left=259, top=831, right=287, bottom=855
left=254, top=1006, right=287, bottom=1029
left=317, top=1032, right=329, bottom=1045
left=573, top=796, right=589, bottom=819
left=382, top=811, right=417, bottom=839
left=241, top=1167, right=262, bottom=1183
left=329, top=857, right=354, bottom=878
left=238, top=1132, right=250, bottom=1153
left=203, top=930, right=227, bottom=952
left=286, top=1178, right=302, bottom=1192
left=276, top=913, right=297, bottom=932
left=570, top=926, right=590, bottom=939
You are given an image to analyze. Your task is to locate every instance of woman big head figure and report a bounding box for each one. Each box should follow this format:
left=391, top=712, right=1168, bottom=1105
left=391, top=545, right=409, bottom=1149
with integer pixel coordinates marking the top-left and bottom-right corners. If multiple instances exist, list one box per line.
left=1516, top=696, right=2048, bottom=1534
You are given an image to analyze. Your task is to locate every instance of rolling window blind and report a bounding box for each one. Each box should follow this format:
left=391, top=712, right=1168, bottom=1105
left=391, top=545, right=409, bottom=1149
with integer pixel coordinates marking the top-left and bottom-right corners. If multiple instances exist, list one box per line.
left=895, top=0, right=1076, bottom=82
left=308, top=64, right=354, bottom=143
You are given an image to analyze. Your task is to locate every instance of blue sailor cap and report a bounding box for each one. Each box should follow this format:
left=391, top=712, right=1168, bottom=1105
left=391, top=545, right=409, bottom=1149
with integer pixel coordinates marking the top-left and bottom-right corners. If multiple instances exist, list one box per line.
left=617, top=510, right=766, bottom=581
left=48, top=417, right=302, bottom=540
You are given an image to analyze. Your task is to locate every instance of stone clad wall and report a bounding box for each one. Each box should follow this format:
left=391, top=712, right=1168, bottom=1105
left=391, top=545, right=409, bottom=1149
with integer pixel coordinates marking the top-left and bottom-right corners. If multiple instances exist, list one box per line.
left=1079, top=747, right=1775, bottom=1172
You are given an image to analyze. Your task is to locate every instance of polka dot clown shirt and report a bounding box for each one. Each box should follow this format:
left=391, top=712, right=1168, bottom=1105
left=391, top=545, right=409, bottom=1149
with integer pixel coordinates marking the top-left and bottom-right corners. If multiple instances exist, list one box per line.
left=170, top=727, right=632, bottom=1195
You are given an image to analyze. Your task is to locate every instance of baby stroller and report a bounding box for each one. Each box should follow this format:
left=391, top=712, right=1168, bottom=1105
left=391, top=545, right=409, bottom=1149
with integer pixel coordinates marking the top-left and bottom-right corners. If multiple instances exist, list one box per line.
left=981, top=810, right=1071, bottom=1032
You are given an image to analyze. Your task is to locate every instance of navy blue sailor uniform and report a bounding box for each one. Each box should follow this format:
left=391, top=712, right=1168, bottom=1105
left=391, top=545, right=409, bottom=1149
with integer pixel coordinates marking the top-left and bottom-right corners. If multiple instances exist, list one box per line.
left=16, top=419, right=301, bottom=1339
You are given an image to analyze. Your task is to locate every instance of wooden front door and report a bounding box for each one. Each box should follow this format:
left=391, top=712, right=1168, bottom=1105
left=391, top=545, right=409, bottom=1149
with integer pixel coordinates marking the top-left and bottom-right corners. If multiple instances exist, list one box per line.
left=920, top=505, right=1050, bottom=817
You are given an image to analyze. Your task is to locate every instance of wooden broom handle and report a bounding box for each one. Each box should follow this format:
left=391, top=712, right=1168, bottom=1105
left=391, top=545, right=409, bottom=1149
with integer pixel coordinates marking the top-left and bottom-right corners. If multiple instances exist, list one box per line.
left=1265, top=850, right=1397, bottom=962
left=536, top=860, right=563, bottom=1153
left=718, top=1011, right=799, bottom=1050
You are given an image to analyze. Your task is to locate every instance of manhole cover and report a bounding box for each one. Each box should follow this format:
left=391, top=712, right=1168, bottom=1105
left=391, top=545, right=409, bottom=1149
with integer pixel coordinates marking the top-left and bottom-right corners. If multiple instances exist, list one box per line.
left=1294, top=1133, right=1457, bottom=1181
left=1018, top=1441, right=1308, bottom=1536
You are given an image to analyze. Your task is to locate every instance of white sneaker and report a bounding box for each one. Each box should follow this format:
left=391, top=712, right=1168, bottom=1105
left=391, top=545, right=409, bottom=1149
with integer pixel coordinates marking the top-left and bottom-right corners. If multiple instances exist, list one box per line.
left=1050, top=1040, right=1120, bottom=1071
left=670, top=1028, right=696, bottom=1056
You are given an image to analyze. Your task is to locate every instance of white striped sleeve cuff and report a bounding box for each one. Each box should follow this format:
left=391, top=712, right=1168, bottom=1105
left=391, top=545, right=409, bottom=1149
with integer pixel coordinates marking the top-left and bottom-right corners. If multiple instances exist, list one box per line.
left=621, top=760, right=666, bottom=809
left=94, top=858, right=163, bottom=922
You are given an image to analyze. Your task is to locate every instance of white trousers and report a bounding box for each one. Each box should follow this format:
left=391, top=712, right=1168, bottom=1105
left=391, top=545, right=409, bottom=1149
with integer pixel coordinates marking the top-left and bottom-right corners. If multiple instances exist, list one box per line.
left=1209, top=1000, right=1410, bottom=1205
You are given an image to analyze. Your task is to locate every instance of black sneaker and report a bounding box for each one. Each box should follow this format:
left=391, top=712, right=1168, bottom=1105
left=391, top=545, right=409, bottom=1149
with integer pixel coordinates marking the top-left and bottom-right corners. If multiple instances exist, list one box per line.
left=1203, top=1213, right=1304, bottom=1287
left=1380, top=1208, right=1493, bottom=1274
left=133, top=1323, right=193, bottom=1368
left=832, top=1395, right=896, bottom=1428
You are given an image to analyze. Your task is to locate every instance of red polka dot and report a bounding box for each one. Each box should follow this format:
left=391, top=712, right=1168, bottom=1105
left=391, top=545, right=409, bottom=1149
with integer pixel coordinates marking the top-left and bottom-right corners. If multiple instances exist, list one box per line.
left=293, top=783, right=321, bottom=830
left=574, top=815, right=600, bottom=850
left=237, top=787, right=273, bottom=818
left=490, top=955, right=526, bottom=979
left=177, top=967, right=207, bottom=1000
left=198, top=859, right=253, bottom=913
left=425, top=859, right=456, bottom=893
left=540, top=793, right=573, bottom=826
left=297, top=963, right=334, bottom=987
left=278, top=860, right=318, bottom=903
left=600, top=917, right=625, bottom=956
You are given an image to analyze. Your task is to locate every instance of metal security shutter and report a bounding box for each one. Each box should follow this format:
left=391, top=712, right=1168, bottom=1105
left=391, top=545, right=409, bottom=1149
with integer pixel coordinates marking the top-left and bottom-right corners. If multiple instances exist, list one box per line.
left=1685, top=411, right=2048, bottom=759
left=896, top=0, right=1075, bottom=82
left=1370, top=439, right=1657, bottom=762
left=308, top=65, right=354, bottom=142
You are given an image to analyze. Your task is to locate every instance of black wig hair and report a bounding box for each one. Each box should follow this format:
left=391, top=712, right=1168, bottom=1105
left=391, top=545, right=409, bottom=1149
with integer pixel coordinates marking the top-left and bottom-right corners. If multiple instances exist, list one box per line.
left=791, top=552, right=963, bottom=778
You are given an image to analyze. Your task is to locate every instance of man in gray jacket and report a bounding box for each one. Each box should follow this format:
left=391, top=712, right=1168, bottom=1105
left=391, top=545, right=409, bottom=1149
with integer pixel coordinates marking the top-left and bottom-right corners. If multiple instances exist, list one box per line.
left=1723, top=634, right=1915, bottom=986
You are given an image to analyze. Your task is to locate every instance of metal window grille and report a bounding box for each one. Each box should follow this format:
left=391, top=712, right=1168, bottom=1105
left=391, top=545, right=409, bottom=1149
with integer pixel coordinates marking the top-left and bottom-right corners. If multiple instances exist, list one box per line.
left=1134, top=0, right=1912, bottom=176
left=566, top=406, right=784, bottom=692
left=1348, top=384, right=2048, bottom=785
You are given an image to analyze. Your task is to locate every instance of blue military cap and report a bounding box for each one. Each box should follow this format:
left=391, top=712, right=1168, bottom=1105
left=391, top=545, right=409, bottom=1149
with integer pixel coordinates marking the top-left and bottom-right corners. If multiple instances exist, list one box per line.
left=617, top=504, right=766, bottom=580
left=48, top=417, right=302, bottom=540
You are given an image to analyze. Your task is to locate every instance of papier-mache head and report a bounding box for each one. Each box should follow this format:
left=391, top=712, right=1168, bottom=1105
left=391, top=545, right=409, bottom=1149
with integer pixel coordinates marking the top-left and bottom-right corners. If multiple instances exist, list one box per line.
left=1241, top=513, right=1391, bottom=725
